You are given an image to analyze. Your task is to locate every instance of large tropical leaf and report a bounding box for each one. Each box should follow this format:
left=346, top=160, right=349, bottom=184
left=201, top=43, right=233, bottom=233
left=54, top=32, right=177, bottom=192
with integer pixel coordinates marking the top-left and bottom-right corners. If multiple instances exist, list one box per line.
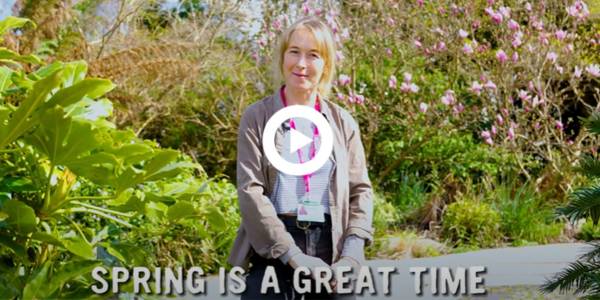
left=115, top=150, right=197, bottom=192
left=43, top=260, right=102, bottom=297
left=0, top=17, right=34, bottom=37
left=25, top=107, right=99, bottom=166
left=22, top=262, right=50, bottom=300
left=0, top=69, right=62, bottom=149
left=0, top=66, right=13, bottom=92
left=41, top=78, right=114, bottom=110
left=0, top=48, right=42, bottom=65
left=2, top=199, right=37, bottom=234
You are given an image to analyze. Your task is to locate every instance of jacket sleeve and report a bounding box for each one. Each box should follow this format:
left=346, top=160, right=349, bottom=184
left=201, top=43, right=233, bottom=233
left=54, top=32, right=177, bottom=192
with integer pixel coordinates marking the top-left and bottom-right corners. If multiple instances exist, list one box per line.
left=236, top=105, right=298, bottom=259
left=345, top=116, right=375, bottom=244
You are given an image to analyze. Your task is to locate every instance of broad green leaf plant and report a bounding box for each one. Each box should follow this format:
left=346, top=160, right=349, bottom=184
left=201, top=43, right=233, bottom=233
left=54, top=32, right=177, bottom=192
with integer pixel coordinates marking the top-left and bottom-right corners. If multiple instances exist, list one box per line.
left=0, top=17, right=237, bottom=298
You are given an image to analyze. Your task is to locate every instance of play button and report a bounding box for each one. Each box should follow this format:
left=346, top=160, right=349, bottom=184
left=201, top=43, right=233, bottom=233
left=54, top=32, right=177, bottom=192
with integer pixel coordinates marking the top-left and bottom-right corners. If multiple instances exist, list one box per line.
left=262, top=105, right=333, bottom=176
left=289, top=128, right=312, bottom=154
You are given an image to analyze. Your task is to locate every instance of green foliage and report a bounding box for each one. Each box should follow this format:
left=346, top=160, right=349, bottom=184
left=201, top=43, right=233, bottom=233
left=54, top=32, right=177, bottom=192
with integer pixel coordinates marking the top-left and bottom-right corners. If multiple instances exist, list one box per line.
left=442, top=198, right=501, bottom=248
left=0, top=16, right=239, bottom=298
left=372, top=192, right=401, bottom=236
left=544, top=112, right=600, bottom=297
left=492, top=182, right=562, bottom=245
left=579, top=218, right=600, bottom=241
left=377, top=129, right=519, bottom=189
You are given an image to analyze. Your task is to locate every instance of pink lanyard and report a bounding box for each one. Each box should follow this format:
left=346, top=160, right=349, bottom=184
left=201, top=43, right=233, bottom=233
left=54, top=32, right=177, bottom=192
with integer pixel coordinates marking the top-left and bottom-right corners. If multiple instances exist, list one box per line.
left=280, top=86, right=320, bottom=195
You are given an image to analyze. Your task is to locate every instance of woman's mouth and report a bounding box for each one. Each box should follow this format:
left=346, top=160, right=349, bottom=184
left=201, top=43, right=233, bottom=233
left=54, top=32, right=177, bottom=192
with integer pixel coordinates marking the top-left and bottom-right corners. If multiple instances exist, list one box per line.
left=293, top=72, right=308, bottom=78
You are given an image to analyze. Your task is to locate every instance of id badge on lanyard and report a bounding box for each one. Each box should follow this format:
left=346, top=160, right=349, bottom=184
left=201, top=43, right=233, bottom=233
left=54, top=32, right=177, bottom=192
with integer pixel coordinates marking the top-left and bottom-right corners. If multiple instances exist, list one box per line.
left=280, top=86, right=325, bottom=223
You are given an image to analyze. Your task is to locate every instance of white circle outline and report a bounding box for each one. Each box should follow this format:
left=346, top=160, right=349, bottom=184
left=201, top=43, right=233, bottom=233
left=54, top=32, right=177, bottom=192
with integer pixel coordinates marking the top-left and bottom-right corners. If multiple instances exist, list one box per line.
left=262, top=105, right=333, bottom=176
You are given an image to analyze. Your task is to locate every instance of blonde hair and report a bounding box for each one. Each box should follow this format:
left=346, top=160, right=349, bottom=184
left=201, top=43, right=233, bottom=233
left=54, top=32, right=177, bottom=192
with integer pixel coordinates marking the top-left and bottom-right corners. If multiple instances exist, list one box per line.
left=273, top=16, right=336, bottom=99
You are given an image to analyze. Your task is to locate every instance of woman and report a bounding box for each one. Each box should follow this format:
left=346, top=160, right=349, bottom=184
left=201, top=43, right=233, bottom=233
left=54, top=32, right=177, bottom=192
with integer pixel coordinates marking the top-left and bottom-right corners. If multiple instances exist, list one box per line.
left=229, top=16, right=373, bottom=299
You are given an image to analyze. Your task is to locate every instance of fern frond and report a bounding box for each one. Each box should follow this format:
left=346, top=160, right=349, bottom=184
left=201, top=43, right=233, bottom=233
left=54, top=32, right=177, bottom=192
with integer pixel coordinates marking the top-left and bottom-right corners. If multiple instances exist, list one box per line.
left=584, top=112, right=600, bottom=135
left=541, top=260, right=600, bottom=294
left=578, top=156, right=600, bottom=179
left=558, top=186, right=600, bottom=225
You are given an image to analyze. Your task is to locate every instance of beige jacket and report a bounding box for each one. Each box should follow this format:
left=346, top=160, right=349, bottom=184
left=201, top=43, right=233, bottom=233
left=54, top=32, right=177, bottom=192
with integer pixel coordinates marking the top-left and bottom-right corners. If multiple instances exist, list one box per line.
left=228, top=90, right=374, bottom=270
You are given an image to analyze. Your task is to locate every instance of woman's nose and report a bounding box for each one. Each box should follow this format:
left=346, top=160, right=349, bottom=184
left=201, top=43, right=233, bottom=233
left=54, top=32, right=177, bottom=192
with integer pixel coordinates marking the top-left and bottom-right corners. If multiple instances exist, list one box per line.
left=295, top=55, right=307, bottom=68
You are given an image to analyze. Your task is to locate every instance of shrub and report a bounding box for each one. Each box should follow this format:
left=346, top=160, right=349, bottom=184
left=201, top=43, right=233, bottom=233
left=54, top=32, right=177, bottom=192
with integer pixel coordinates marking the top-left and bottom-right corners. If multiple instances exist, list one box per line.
left=442, top=197, right=502, bottom=248
left=578, top=217, right=600, bottom=241
left=492, top=181, right=563, bottom=245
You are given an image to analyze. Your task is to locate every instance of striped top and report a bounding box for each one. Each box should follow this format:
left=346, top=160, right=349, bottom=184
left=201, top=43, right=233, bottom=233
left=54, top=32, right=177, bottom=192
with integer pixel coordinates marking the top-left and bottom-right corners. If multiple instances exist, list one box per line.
left=271, top=117, right=333, bottom=215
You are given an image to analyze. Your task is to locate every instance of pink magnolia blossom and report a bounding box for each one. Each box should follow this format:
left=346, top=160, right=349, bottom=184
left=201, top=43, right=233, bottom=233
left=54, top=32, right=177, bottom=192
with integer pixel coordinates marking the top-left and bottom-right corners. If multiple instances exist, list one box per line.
left=531, top=19, right=544, bottom=31
left=440, top=90, right=456, bottom=105
left=499, top=6, right=511, bottom=18
left=556, top=65, right=564, bottom=74
left=387, top=17, right=396, bottom=26
left=496, top=49, right=508, bottom=63
left=518, top=89, right=531, bottom=101
left=586, top=64, right=600, bottom=77
left=481, top=130, right=493, bottom=145
left=512, top=32, right=523, bottom=48
left=336, top=50, right=345, bottom=62
left=302, top=3, right=311, bottom=15
left=435, top=41, right=446, bottom=51
left=539, top=33, right=550, bottom=45
left=472, top=20, right=481, bottom=30
left=546, top=51, right=558, bottom=63
left=555, top=30, right=567, bottom=40
left=338, top=74, right=351, bottom=86
left=502, top=108, right=509, bottom=116
left=413, top=39, right=422, bottom=48
left=484, top=80, right=497, bottom=90
left=417, top=0, right=424, bottom=7
left=508, top=126, right=515, bottom=140
left=272, top=19, right=282, bottom=31
left=470, top=81, right=483, bottom=95
left=336, top=93, right=345, bottom=101
left=512, top=52, right=519, bottom=62
left=340, top=28, right=350, bottom=39
left=508, top=19, right=520, bottom=31
left=496, top=114, right=504, bottom=125
left=459, top=29, right=468, bottom=38
left=491, top=125, right=497, bottom=135
left=453, top=102, right=464, bottom=115
left=567, top=1, right=590, bottom=20
left=401, top=82, right=419, bottom=93
left=481, top=130, right=491, bottom=139
left=386, top=48, right=393, bottom=57
left=389, top=75, right=397, bottom=89
left=463, top=43, right=474, bottom=54
left=485, top=7, right=503, bottom=24
left=555, top=120, right=564, bottom=130
left=354, top=94, right=365, bottom=104
left=403, top=72, right=412, bottom=83
left=574, top=66, right=582, bottom=78
left=566, top=43, right=574, bottom=53
left=525, top=2, right=532, bottom=11
left=419, top=102, right=428, bottom=113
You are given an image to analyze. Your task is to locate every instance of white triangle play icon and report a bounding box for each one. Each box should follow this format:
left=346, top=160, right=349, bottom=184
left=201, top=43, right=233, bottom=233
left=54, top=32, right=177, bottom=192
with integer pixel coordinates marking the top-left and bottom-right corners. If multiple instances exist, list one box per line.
left=289, top=128, right=313, bottom=154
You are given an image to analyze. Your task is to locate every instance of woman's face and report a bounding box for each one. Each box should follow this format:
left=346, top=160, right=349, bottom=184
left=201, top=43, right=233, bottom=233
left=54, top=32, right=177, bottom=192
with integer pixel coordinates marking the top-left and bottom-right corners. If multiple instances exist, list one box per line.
left=282, top=28, right=325, bottom=94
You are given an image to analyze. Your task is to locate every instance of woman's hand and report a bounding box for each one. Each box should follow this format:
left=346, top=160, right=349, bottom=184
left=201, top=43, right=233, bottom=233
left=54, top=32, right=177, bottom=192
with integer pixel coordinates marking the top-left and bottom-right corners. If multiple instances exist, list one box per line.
left=331, top=256, right=361, bottom=292
left=288, top=253, right=332, bottom=280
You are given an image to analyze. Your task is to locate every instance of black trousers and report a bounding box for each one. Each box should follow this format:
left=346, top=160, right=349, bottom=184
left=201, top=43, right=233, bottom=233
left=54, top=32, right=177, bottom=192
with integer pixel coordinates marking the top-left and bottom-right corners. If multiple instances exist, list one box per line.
left=241, top=215, right=356, bottom=300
